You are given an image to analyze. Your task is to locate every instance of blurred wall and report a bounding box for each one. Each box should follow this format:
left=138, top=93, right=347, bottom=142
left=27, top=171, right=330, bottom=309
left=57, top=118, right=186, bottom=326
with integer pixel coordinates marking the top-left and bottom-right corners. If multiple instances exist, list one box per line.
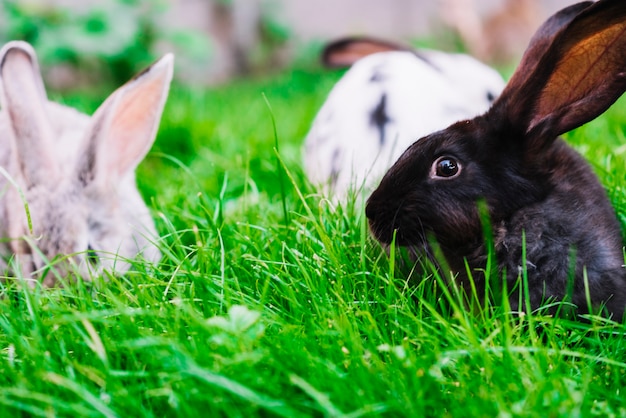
left=1, top=0, right=581, bottom=85
left=277, top=0, right=575, bottom=41
left=168, top=0, right=579, bottom=83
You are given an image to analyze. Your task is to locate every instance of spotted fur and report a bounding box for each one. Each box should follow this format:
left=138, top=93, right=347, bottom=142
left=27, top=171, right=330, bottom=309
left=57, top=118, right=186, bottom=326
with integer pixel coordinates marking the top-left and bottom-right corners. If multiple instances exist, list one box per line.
left=304, top=37, right=505, bottom=200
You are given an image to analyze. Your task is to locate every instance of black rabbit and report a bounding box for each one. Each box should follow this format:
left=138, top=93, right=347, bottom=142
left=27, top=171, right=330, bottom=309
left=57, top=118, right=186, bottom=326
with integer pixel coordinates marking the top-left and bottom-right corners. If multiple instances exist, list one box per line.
left=365, top=0, right=626, bottom=318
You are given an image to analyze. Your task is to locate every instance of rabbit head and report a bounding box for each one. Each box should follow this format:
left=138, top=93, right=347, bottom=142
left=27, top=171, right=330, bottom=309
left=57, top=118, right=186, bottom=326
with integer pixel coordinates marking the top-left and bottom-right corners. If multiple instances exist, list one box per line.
left=304, top=37, right=505, bottom=200
left=366, top=0, right=626, bottom=316
left=0, top=41, right=173, bottom=284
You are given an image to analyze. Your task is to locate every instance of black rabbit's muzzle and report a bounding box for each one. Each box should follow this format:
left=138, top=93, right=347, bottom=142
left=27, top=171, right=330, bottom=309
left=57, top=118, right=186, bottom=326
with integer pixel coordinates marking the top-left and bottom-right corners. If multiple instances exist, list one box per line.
left=366, top=194, right=427, bottom=247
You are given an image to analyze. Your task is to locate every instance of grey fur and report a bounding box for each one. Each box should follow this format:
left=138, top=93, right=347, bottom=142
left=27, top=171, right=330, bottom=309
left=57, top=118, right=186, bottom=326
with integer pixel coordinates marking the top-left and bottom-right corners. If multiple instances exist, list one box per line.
left=0, top=41, right=174, bottom=284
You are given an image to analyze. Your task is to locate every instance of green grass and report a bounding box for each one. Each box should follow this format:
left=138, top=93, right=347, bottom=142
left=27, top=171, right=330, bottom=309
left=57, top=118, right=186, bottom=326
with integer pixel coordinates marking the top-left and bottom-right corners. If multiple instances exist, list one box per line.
left=2, top=66, right=626, bottom=417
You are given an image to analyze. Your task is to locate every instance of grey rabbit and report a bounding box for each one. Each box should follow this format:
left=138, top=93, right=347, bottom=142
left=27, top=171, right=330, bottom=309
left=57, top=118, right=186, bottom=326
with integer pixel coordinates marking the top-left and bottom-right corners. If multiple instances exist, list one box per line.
left=366, top=0, right=626, bottom=318
left=0, top=41, right=173, bottom=284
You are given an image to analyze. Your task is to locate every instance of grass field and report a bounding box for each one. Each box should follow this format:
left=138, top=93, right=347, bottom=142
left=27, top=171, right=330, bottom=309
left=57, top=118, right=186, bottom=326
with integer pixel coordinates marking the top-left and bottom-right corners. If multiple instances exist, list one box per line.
left=1, top=65, right=626, bottom=417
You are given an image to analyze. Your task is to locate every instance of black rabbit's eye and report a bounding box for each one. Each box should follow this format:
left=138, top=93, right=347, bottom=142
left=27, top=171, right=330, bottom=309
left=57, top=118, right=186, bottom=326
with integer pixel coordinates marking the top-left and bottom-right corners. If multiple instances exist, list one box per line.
left=431, top=156, right=461, bottom=179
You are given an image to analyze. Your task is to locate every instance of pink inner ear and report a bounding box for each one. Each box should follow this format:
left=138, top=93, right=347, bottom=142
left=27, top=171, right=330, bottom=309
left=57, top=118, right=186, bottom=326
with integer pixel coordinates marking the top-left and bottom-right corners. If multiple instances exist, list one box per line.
left=102, top=65, right=172, bottom=179
left=79, top=54, right=172, bottom=189
left=107, top=84, right=160, bottom=175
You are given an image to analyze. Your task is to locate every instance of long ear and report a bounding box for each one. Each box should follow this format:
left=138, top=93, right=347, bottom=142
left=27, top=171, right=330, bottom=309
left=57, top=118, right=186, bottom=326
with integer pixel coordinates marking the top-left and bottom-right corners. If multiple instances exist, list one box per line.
left=322, top=37, right=412, bottom=68
left=77, top=53, right=174, bottom=187
left=0, top=41, right=59, bottom=186
left=496, top=0, right=626, bottom=140
left=503, top=1, right=593, bottom=95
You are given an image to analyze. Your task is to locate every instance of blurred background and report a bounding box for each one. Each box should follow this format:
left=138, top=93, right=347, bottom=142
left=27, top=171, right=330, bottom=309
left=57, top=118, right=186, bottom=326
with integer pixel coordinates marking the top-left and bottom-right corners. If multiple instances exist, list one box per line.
left=0, top=0, right=578, bottom=90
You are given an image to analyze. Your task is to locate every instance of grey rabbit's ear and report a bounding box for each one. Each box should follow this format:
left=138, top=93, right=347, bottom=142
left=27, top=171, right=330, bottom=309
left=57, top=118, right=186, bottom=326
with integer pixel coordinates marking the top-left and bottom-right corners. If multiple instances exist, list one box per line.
left=78, top=53, right=174, bottom=187
left=0, top=41, right=59, bottom=186
left=496, top=0, right=626, bottom=144
left=322, top=37, right=412, bottom=68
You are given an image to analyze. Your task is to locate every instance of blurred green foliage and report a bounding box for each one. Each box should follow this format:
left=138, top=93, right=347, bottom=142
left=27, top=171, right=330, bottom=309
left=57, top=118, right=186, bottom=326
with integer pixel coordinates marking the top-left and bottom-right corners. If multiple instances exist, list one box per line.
left=0, top=0, right=210, bottom=88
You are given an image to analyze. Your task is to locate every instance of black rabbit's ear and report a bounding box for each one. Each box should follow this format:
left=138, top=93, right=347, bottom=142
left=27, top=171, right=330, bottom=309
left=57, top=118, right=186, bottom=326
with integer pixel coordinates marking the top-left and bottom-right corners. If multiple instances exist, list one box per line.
left=498, top=0, right=626, bottom=142
left=503, top=1, right=593, bottom=97
left=322, top=37, right=411, bottom=68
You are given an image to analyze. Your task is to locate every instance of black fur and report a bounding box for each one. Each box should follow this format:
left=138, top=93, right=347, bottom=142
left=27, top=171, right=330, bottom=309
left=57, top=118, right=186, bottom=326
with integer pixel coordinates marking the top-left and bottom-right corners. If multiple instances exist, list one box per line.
left=370, top=94, right=390, bottom=146
left=369, top=64, right=386, bottom=83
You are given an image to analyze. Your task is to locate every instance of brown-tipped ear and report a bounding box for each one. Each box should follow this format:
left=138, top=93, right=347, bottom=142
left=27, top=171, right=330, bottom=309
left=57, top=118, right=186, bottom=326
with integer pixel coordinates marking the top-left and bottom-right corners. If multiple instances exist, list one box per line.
left=529, top=0, right=626, bottom=135
left=495, top=0, right=626, bottom=140
left=0, top=41, right=59, bottom=186
left=502, top=1, right=593, bottom=97
left=322, top=37, right=412, bottom=68
left=78, top=53, right=174, bottom=187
